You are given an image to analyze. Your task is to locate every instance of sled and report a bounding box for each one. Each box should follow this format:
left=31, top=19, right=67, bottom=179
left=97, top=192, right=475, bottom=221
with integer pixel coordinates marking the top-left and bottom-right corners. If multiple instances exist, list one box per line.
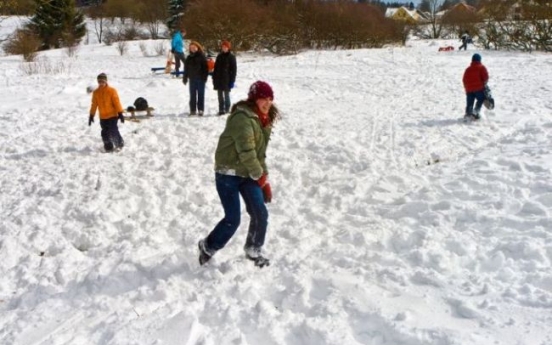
left=483, top=85, right=495, bottom=110
left=438, top=46, right=454, bottom=52
left=123, top=107, right=155, bottom=122
left=151, top=67, right=184, bottom=77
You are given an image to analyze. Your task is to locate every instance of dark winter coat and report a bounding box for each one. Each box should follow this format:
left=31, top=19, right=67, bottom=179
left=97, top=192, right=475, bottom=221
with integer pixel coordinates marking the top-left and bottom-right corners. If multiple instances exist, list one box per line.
left=463, top=62, right=488, bottom=93
left=213, top=52, right=237, bottom=91
left=183, top=51, right=208, bottom=83
left=214, top=103, right=272, bottom=179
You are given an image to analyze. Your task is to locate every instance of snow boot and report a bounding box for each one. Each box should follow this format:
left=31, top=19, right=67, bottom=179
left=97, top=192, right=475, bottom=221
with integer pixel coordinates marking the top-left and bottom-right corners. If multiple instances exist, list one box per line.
left=246, top=254, right=270, bottom=268
left=198, top=240, right=212, bottom=265
left=244, top=247, right=270, bottom=268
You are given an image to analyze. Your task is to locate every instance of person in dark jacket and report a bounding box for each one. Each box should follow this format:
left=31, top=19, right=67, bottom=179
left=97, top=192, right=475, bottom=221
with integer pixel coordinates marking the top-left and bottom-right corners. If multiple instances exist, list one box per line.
left=198, top=81, right=281, bottom=268
left=183, top=41, right=208, bottom=116
left=459, top=30, right=470, bottom=51
left=462, top=53, right=489, bottom=120
left=88, top=73, right=125, bottom=152
left=212, top=40, right=237, bottom=115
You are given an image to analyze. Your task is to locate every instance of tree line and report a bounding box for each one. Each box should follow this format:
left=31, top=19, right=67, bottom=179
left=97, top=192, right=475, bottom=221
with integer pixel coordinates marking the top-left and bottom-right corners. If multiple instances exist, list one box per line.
left=2, top=0, right=551, bottom=60
left=3, top=0, right=406, bottom=59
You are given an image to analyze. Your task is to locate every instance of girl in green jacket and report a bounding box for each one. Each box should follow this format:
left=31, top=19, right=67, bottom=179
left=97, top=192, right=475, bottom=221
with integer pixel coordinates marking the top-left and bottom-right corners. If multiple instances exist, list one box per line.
left=198, top=81, right=280, bottom=268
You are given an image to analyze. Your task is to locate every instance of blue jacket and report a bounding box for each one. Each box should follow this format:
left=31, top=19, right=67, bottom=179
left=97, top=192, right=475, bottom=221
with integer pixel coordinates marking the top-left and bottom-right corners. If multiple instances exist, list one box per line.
left=171, top=31, right=184, bottom=53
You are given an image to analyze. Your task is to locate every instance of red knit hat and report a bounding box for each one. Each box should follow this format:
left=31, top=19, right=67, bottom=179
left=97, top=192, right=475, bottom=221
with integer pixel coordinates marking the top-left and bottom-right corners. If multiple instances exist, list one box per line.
left=221, top=40, right=231, bottom=50
left=248, top=81, right=274, bottom=101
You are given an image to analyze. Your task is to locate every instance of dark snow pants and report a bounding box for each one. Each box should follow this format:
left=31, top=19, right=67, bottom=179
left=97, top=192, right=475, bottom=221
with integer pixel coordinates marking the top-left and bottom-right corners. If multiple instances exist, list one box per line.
left=217, top=89, right=231, bottom=114
left=100, top=117, right=124, bottom=151
left=466, top=90, right=486, bottom=116
left=174, top=52, right=185, bottom=73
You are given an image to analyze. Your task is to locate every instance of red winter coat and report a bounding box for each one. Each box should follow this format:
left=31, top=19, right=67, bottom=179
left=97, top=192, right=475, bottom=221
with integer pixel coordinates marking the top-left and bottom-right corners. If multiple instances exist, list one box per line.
left=463, top=62, right=489, bottom=93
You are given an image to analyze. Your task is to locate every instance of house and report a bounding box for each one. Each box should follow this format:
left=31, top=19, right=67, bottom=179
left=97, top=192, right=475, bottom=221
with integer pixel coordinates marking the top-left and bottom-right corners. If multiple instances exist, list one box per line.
left=385, top=7, right=430, bottom=24
left=440, top=1, right=479, bottom=23
left=447, top=2, right=477, bottom=16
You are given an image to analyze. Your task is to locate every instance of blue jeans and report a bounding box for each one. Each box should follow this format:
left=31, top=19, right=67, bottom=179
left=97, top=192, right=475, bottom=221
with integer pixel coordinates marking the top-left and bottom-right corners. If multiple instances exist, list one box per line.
left=205, top=173, right=268, bottom=254
left=466, top=90, right=485, bottom=116
left=189, top=79, right=205, bottom=113
left=217, top=89, right=231, bottom=113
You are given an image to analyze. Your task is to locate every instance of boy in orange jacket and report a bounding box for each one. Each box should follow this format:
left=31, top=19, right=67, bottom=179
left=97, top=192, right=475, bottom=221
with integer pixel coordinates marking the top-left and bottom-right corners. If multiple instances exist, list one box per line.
left=89, top=73, right=125, bottom=152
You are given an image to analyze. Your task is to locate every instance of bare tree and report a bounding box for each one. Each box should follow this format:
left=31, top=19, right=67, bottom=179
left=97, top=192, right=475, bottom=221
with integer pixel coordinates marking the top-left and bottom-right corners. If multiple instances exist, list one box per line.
left=441, top=2, right=479, bottom=38
left=428, top=0, right=445, bottom=38
left=182, top=0, right=265, bottom=52
left=478, top=0, right=552, bottom=52
left=86, top=0, right=107, bottom=43
left=134, top=0, right=168, bottom=39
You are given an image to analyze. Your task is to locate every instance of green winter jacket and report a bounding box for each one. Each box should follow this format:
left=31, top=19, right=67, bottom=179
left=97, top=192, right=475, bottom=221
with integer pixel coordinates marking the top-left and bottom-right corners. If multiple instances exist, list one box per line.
left=214, top=104, right=272, bottom=179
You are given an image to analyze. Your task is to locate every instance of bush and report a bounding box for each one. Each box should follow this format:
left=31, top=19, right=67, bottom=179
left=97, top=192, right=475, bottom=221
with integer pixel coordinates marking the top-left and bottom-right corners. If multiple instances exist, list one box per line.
left=139, top=42, right=149, bottom=56
left=19, top=56, right=72, bottom=75
left=116, top=41, right=128, bottom=56
left=103, top=24, right=146, bottom=46
left=154, top=41, right=166, bottom=56
left=3, top=28, right=41, bottom=62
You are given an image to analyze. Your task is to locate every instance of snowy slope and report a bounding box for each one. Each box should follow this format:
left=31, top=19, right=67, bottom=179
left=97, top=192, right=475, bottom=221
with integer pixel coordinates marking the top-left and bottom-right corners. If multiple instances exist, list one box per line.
left=1, top=18, right=552, bottom=345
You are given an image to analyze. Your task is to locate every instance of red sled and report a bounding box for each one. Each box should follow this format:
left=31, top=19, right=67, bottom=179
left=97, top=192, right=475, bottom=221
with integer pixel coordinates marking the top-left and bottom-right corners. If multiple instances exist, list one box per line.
left=438, top=46, right=454, bottom=52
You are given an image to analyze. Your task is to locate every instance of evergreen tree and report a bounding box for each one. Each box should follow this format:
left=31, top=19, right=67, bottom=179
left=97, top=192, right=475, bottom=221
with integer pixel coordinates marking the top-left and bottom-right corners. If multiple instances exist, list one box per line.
left=29, top=0, right=86, bottom=50
left=167, top=0, right=186, bottom=31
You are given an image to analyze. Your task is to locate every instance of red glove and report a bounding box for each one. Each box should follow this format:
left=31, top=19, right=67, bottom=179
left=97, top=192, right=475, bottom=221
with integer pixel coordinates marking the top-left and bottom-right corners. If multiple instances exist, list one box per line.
left=257, top=173, right=268, bottom=187
left=262, top=183, right=272, bottom=203
left=257, top=174, right=271, bottom=203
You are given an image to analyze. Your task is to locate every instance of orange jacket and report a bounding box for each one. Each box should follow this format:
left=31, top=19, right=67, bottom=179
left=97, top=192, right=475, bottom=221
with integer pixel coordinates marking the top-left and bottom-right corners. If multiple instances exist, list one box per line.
left=89, top=84, right=124, bottom=120
left=207, top=58, right=215, bottom=73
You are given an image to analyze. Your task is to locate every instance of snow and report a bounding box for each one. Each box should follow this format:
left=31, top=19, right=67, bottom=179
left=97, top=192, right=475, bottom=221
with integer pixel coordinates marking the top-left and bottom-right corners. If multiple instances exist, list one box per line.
left=1, top=16, right=552, bottom=345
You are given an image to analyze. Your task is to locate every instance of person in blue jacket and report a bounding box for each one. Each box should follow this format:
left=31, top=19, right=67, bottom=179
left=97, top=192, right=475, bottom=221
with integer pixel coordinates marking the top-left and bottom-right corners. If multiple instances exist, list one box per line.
left=171, top=28, right=186, bottom=75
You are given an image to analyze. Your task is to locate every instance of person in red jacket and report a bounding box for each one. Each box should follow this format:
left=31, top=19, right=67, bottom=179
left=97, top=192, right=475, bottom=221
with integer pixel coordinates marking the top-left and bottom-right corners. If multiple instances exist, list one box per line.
left=462, top=53, right=489, bottom=120
left=89, top=73, right=125, bottom=151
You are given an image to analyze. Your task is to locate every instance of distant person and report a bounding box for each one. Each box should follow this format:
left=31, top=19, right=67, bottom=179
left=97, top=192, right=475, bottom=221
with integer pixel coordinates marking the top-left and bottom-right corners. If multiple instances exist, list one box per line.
left=207, top=54, right=215, bottom=76
left=462, top=53, right=489, bottom=120
left=89, top=73, right=125, bottom=152
left=171, top=28, right=186, bottom=75
left=459, top=30, right=470, bottom=51
left=198, top=81, right=281, bottom=268
left=182, top=41, right=208, bottom=116
left=212, top=40, right=237, bottom=115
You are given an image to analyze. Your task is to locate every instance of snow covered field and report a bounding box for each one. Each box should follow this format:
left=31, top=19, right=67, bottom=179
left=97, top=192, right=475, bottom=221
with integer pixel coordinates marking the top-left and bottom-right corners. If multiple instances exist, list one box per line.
left=1, top=17, right=552, bottom=345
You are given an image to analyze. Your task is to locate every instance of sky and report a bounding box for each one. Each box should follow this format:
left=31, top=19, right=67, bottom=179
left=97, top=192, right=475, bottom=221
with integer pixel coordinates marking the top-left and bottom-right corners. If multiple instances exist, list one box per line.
left=1, top=16, right=552, bottom=345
